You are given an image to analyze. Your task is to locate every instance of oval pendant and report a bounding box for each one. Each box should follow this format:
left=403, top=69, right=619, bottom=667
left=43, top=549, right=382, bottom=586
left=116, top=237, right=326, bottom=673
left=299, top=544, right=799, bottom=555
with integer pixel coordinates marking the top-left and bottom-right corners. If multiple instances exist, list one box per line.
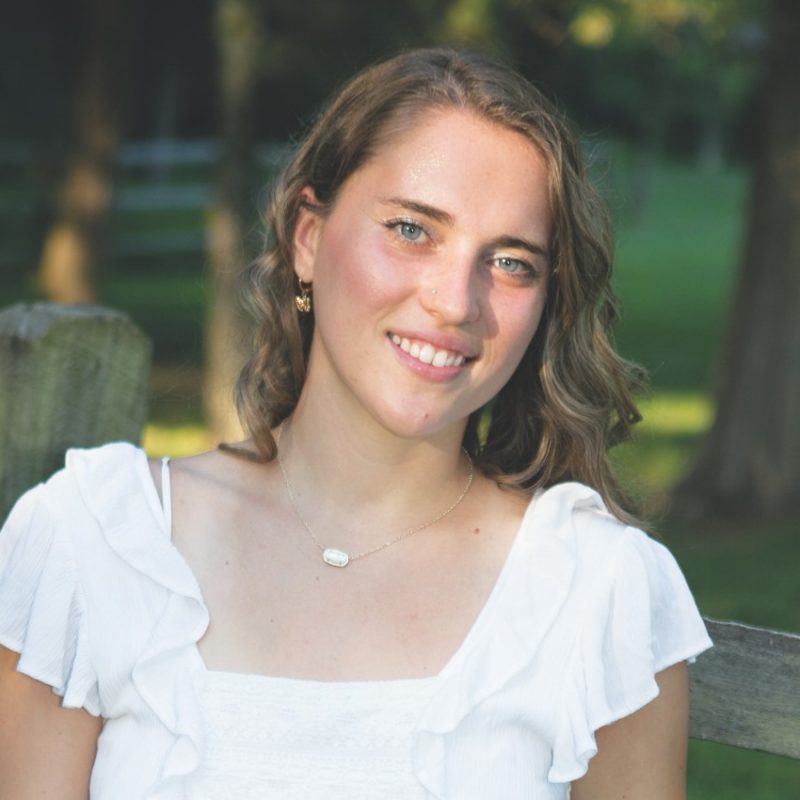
left=322, top=548, right=350, bottom=568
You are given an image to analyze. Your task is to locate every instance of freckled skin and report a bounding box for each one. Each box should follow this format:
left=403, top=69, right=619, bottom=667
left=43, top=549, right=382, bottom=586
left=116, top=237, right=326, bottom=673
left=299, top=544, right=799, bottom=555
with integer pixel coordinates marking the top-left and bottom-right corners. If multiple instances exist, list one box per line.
left=294, top=108, right=552, bottom=443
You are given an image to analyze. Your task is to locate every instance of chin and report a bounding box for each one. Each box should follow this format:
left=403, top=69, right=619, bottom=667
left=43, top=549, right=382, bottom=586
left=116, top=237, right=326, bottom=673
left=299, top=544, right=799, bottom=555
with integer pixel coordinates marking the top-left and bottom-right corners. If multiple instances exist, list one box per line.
left=367, top=396, right=473, bottom=441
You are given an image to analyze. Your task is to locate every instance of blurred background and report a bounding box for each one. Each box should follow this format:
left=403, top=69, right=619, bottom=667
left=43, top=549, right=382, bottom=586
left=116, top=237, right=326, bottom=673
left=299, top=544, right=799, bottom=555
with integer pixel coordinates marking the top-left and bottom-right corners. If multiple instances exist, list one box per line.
left=1, top=0, right=798, bottom=794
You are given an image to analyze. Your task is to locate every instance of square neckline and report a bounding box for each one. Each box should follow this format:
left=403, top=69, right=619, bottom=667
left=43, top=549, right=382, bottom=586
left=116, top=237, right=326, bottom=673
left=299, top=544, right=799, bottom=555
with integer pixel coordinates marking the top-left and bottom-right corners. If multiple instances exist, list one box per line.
left=140, top=450, right=541, bottom=688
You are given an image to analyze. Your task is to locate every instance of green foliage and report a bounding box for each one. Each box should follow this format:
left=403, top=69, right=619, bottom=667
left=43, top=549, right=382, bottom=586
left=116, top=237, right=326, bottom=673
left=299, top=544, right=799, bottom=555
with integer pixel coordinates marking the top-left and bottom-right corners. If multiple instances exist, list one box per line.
left=561, top=0, right=761, bottom=157
left=1, top=0, right=764, bottom=159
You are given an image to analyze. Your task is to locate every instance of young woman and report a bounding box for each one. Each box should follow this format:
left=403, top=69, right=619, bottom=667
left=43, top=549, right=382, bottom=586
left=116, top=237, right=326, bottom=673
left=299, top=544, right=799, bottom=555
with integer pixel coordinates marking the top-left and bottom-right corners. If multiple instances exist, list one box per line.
left=0, top=48, right=711, bottom=799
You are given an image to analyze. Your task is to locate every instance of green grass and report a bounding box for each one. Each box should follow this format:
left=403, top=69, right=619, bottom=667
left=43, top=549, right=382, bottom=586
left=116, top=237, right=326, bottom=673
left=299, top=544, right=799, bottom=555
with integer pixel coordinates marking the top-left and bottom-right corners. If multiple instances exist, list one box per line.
left=688, top=742, right=800, bottom=800
left=612, top=159, right=747, bottom=392
left=612, top=391, right=713, bottom=503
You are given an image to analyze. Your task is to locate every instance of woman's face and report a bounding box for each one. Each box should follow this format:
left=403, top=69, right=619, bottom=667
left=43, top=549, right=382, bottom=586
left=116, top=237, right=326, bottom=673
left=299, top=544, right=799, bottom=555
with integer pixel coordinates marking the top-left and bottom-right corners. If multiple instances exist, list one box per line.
left=293, top=107, right=552, bottom=441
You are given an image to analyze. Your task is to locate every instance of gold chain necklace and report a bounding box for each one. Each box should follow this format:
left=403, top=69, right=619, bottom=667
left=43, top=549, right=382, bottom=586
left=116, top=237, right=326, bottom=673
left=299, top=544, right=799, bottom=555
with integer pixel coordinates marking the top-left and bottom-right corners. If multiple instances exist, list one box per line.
left=276, top=425, right=474, bottom=568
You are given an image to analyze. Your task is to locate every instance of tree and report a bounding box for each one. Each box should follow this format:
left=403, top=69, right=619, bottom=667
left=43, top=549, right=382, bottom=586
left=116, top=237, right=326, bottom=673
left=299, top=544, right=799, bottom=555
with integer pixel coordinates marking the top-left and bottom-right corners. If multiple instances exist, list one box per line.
left=36, top=0, right=138, bottom=304
left=204, top=0, right=265, bottom=441
left=673, top=0, right=800, bottom=520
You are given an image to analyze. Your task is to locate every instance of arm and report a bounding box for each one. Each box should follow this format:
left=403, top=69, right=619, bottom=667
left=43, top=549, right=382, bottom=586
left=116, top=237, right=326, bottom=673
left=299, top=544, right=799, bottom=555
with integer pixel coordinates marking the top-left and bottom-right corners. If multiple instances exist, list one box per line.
left=570, top=662, right=689, bottom=800
left=0, top=645, right=101, bottom=800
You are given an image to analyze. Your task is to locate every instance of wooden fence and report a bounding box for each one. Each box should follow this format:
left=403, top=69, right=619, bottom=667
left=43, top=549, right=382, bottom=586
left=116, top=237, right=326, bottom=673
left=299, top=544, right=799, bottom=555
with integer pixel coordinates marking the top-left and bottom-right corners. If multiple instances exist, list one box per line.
left=690, top=618, right=800, bottom=759
left=0, top=303, right=151, bottom=520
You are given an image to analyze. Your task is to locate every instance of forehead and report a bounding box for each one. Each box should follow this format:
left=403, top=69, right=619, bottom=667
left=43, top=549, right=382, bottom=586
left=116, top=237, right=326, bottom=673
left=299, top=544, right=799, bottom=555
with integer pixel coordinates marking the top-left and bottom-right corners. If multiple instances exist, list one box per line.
left=337, top=107, right=551, bottom=234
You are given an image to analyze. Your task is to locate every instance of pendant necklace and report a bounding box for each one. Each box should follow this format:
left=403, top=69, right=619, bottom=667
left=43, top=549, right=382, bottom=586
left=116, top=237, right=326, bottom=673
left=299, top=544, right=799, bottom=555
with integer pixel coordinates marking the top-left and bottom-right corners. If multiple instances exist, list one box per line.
left=276, top=425, right=474, bottom=568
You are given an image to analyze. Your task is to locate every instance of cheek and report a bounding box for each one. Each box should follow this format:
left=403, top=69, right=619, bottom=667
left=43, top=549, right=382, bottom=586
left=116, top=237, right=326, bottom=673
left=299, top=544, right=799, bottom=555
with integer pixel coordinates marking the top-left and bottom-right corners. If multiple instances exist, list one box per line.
left=496, top=290, right=548, bottom=360
left=481, top=294, right=547, bottom=395
left=316, top=225, right=411, bottom=311
left=522, top=296, right=548, bottom=346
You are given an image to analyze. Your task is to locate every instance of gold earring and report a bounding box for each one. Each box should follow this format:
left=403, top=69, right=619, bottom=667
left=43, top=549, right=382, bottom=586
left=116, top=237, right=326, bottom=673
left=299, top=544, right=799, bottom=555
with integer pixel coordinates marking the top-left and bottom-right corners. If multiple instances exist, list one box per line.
left=295, top=279, right=312, bottom=313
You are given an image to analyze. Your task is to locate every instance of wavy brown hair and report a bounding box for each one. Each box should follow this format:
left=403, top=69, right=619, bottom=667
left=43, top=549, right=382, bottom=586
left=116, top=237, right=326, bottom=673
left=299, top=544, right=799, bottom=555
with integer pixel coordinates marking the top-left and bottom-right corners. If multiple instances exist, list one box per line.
left=228, top=47, right=645, bottom=522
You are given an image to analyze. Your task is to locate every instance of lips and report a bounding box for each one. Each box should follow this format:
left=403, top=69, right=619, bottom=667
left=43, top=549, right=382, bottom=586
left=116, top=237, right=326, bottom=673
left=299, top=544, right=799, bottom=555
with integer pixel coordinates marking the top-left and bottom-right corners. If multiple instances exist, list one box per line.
left=389, top=333, right=473, bottom=368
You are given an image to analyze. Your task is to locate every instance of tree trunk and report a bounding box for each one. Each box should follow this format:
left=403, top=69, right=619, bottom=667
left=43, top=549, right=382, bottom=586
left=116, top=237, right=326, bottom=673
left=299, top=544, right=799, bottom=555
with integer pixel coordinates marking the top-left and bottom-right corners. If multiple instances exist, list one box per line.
left=672, top=0, right=800, bottom=520
left=37, top=0, right=136, bottom=304
left=204, top=0, right=265, bottom=442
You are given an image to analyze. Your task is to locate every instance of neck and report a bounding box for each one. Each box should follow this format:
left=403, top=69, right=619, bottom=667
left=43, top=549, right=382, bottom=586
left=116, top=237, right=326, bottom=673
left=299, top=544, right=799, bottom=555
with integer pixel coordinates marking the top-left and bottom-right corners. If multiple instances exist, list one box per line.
left=277, top=390, right=473, bottom=551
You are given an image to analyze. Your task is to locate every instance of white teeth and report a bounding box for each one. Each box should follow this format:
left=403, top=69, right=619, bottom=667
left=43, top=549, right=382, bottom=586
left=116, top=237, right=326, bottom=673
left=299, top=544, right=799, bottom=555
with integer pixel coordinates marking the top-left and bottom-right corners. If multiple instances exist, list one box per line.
left=390, top=333, right=468, bottom=368
left=432, top=350, right=448, bottom=367
left=419, top=344, right=435, bottom=364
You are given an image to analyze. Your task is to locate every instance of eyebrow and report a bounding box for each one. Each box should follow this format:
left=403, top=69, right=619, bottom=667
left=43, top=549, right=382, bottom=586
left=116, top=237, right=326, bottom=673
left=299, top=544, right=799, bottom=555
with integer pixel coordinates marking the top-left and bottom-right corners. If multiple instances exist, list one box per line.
left=490, top=234, right=551, bottom=262
left=378, top=197, right=454, bottom=225
left=379, top=196, right=550, bottom=262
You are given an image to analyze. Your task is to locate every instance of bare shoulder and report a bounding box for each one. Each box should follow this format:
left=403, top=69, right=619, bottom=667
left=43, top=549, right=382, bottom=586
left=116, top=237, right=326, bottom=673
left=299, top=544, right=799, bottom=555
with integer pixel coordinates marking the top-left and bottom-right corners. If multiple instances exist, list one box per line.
left=482, top=479, right=534, bottom=531
left=455, top=477, right=534, bottom=567
left=0, top=645, right=101, bottom=798
left=171, top=443, right=275, bottom=501
left=147, top=442, right=266, bottom=501
left=158, top=443, right=285, bottom=553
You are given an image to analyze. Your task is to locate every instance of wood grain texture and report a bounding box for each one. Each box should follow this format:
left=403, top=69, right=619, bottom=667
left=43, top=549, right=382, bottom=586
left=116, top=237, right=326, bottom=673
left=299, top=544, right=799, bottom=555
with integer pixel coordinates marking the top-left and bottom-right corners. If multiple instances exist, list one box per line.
left=689, top=617, right=800, bottom=759
left=0, top=302, right=151, bottom=521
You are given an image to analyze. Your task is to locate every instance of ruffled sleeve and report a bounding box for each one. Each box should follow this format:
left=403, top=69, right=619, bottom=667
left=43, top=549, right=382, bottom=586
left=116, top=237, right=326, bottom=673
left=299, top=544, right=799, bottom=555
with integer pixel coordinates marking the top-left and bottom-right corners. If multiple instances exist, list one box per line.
left=547, top=527, right=712, bottom=783
left=2, top=444, right=210, bottom=798
left=0, top=483, right=100, bottom=715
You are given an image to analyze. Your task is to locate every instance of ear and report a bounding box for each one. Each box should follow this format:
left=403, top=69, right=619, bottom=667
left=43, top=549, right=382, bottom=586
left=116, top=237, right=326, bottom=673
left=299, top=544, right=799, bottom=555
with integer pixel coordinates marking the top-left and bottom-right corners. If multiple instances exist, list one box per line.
left=292, top=186, right=324, bottom=283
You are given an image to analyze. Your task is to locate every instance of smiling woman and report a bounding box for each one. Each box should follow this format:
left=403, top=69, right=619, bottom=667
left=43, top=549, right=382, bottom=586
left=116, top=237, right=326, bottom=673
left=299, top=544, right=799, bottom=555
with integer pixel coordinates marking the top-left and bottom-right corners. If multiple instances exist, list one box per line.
left=289, top=109, right=550, bottom=444
left=0, top=48, right=711, bottom=799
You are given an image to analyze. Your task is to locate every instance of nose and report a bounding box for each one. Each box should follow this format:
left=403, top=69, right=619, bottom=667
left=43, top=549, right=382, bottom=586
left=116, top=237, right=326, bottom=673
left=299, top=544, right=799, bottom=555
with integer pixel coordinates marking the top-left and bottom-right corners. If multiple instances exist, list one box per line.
left=420, top=254, right=481, bottom=325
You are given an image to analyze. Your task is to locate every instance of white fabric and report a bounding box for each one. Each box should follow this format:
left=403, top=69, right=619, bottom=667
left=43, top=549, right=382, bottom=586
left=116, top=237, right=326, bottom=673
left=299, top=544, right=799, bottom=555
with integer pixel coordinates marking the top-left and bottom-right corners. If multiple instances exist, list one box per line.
left=0, top=443, right=713, bottom=799
left=188, top=670, right=441, bottom=799
left=160, top=456, right=172, bottom=533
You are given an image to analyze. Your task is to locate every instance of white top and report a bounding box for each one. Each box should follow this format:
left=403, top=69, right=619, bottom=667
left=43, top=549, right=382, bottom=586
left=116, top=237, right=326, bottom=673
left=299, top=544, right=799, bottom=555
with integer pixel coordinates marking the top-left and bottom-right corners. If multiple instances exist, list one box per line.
left=0, top=443, right=713, bottom=799
left=189, top=670, right=441, bottom=798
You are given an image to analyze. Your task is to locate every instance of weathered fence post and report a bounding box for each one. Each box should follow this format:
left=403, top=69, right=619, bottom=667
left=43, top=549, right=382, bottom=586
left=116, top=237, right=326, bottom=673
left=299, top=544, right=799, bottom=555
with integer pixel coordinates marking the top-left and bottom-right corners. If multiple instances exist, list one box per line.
left=0, top=303, right=152, bottom=521
left=689, top=618, right=800, bottom=759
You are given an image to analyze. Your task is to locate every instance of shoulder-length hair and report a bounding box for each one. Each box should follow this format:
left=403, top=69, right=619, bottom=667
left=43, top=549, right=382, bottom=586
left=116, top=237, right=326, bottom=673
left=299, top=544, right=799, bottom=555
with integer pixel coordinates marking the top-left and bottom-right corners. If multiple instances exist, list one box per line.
left=228, top=47, right=645, bottom=522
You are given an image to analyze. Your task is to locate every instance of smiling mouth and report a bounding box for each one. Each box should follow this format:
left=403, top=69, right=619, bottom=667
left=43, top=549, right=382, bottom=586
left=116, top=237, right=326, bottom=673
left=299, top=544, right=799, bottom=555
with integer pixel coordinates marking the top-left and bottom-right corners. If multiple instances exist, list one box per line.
left=389, top=334, right=473, bottom=368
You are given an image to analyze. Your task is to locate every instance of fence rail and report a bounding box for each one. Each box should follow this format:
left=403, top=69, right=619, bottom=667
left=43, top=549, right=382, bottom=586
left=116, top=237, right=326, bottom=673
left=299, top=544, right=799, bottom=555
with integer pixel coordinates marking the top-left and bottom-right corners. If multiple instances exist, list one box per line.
left=689, top=618, right=800, bottom=759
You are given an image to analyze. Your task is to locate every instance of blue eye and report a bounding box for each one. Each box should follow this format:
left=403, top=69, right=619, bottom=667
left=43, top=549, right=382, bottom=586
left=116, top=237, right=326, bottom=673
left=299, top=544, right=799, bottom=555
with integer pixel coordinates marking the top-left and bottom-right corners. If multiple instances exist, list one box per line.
left=495, top=256, right=531, bottom=274
left=398, top=222, right=423, bottom=241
